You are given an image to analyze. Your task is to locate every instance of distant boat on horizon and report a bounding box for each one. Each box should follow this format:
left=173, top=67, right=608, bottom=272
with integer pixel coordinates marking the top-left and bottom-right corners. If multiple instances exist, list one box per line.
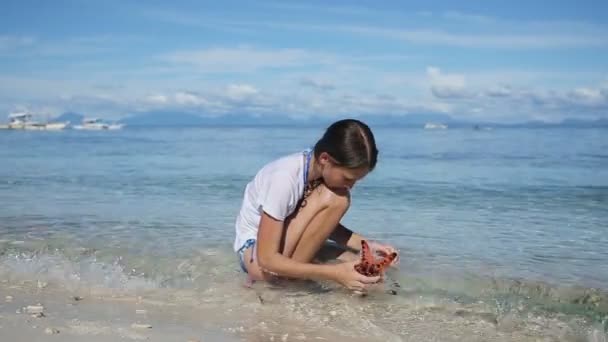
left=473, top=124, right=493, bottom=131
left=424, top=122, right=448, bottom=130
left=0, top=111, right=69, bottom=131
left=73, top=118, right=124, bottom=130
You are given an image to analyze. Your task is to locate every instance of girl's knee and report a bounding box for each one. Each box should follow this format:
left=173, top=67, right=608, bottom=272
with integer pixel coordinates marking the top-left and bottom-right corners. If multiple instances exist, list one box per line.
left=317, top=184, right=351, bottom=211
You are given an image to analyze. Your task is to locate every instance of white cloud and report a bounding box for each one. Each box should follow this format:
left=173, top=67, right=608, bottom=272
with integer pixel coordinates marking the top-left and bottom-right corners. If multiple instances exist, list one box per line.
left=506, top=86, right=608, bottom=111
left=440, top=11, right=496, bottom=24
left=174, top=91, right=209, bottom=106
left=162, top=46, right=337, bottom=72
left=426, top=66, right=473, bottom=99
left=207, top=7, right=608, bottom=50
left=0, top=34, right=146, bottom=57
left=475, top=83, right=608, bottom=121
left=166, top=3, right=607, bottom=51
left=336, top=26, right=608, bottom=49
left=145, top=94, right=169, bottom=104
left=567, top=88, right=606, bottom=107
left=299, top=78, right=335, bottom=91
left=485, top=85, right=513, bottom=97
left=140, top=8, right=258, bottom=35
left=127, top=86, right=262, bottom=114
left=226, top=84, right=258, bottom=101
left=2, top=65, right=607, bottom=124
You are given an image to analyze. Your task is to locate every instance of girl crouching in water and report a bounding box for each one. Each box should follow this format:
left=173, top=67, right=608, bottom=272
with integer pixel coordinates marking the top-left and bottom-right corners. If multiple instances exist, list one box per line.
left=234, top=119, right=398, bottom=292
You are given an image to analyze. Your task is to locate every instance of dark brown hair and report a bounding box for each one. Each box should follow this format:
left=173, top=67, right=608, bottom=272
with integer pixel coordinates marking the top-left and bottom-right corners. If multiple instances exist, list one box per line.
left=298, top=118, right=378, bottom=210
left=313, top=118, right=378, bottom=171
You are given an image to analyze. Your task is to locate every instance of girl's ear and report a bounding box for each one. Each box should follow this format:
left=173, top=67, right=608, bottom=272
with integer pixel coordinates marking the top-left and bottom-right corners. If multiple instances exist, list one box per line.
left=318, top=152, right=331, bottom=165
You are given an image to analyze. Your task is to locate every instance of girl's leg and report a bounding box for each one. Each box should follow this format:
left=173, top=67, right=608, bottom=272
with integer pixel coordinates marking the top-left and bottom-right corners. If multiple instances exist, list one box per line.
left=242, top=183, right=350, bottom=280
left=313, top=241, right=359, bottom=264
left=284, top=184, right=350, bottom=263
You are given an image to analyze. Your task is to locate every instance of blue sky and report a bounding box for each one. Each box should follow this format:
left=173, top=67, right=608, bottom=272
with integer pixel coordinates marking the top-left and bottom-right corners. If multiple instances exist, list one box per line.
left=1, top=0, right=607, bottom=123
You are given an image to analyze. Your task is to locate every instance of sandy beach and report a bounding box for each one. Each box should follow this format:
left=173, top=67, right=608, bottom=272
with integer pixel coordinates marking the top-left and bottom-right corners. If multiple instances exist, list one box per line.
left=0, top=275, right=384, bottom=342
left=1, top=273, right=606, bottom=342
left=0, top=279, right=238, bottom=342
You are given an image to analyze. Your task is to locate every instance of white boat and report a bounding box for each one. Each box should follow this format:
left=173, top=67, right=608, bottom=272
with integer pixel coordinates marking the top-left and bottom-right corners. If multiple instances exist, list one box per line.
left=73, top=118, right=124, bottom=130
left=6, top=112, right=34, bottom=129
left=44, top=122, right=70, bottom=130
left=424, top=122, right=448, bottom=130
left=0, top=112, right=70, bottom=131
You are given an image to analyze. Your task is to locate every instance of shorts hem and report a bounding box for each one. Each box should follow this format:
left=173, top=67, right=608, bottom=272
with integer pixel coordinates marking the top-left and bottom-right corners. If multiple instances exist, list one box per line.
left=236, top=238, right=256, bottom=273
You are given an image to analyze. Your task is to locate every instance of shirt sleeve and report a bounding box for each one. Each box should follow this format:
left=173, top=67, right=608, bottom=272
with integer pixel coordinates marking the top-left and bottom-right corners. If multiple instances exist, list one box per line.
left=258, top=172, right=299, bottom=221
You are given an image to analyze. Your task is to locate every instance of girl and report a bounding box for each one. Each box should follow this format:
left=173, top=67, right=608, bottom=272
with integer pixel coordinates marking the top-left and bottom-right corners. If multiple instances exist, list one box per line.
left=234, top=119, right=398, bottom=292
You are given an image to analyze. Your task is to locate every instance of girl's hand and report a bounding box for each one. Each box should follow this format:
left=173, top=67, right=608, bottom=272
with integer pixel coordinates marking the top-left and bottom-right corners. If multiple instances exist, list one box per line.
left=368, top=241, right=400, bottom=266
left=331, top=260, right=381, bottom=292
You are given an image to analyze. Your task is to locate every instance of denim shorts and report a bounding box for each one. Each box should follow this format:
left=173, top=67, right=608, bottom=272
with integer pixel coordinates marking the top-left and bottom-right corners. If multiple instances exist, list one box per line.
left=236, top=239, right=256, bottom=273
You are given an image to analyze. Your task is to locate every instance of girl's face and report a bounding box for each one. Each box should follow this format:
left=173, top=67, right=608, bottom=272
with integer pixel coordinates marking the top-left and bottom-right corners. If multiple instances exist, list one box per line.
left=318, top=152, right=370, bottom=191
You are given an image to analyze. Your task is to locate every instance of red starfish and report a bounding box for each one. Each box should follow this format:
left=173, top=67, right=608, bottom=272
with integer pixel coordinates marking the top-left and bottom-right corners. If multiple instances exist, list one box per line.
left=354, top=240, right=398, bottom=277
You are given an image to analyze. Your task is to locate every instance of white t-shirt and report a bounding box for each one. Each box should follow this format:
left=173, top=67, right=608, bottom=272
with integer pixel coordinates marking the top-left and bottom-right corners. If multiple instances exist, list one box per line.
left=233, top=149, right=309, bottom=252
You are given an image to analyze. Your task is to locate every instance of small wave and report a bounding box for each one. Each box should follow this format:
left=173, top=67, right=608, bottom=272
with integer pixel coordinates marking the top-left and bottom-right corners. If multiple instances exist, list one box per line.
left=0, top=248, right=158, bottom=292
left=0, top=237, right=237, bottom=292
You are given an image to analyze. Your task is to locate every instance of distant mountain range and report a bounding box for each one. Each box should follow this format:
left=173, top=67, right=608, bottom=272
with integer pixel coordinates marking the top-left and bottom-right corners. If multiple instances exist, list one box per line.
left=50, top=111, right=608, bottom=128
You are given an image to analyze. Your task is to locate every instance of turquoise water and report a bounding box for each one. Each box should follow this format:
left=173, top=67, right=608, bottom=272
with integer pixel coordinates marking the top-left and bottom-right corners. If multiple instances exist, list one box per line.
left=1, top=126, right=607, bottom=339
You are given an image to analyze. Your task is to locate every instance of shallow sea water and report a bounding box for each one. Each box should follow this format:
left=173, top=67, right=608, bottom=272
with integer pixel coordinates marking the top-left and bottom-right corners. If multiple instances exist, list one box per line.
left=1, top=126, right=607, bottom=340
